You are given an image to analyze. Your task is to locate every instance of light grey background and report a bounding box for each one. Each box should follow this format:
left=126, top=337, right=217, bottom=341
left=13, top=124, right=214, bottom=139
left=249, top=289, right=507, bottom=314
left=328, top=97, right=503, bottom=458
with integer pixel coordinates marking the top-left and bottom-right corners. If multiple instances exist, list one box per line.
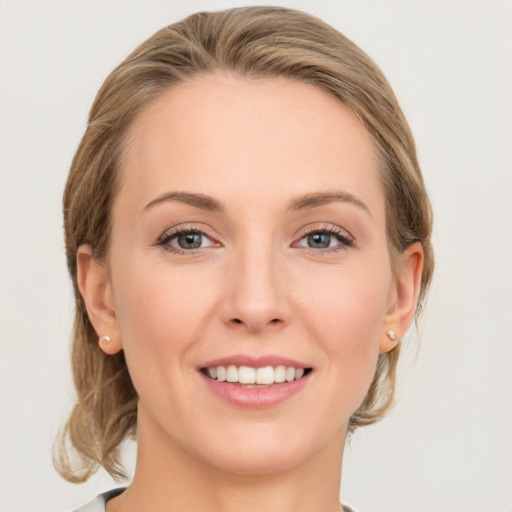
left=1, top=1, right=511, bottom=511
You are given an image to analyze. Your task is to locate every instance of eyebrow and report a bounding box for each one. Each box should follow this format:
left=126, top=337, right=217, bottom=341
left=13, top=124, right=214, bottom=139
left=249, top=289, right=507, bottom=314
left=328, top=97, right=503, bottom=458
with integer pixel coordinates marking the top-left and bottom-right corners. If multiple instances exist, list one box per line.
left=287, top=191, right=371, bottom=216
left=144, top=191, right=224, bottom=212
left=143, top=190, right=370, bottom=216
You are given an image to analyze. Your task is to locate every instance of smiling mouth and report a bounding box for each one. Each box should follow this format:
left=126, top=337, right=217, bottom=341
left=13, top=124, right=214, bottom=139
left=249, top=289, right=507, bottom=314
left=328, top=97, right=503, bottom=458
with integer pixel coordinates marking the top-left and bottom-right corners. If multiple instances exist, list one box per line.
left=201, top=365, right=313, bottom=386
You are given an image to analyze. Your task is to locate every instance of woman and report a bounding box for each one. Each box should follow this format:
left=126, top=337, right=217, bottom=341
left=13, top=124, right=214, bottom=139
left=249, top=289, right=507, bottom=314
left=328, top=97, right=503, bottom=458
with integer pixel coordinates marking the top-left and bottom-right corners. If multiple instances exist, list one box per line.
left=57, top=6, right=433, bottom=512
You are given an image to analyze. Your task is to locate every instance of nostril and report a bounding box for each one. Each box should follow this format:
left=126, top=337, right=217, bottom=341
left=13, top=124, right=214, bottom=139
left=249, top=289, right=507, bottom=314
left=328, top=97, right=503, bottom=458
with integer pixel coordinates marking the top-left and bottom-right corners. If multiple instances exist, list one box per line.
left=228, top=317, right=283, bottom=329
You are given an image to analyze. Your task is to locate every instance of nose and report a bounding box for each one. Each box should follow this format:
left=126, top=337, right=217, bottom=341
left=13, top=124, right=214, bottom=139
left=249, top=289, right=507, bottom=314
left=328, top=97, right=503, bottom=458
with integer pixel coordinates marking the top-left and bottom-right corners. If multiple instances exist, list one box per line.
left=219, top=242, right=290, bottom=334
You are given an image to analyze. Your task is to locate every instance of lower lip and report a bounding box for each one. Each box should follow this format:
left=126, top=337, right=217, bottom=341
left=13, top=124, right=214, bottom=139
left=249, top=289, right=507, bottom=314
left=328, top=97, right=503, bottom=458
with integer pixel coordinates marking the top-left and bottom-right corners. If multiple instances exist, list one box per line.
left=201, top=373, right=311, bottom=408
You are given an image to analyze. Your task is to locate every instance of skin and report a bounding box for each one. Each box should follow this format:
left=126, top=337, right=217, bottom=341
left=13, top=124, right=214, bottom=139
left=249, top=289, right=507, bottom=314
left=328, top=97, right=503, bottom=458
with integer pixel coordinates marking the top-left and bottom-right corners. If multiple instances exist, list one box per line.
left=78, top=73, right=423, bottom=512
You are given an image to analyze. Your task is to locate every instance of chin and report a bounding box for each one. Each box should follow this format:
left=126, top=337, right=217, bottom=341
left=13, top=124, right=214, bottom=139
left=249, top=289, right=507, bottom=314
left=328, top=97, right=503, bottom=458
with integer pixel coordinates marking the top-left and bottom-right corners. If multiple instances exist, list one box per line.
left=188, top=421, right=341, bottom=476
left=202, top=442, right=312, bottom=476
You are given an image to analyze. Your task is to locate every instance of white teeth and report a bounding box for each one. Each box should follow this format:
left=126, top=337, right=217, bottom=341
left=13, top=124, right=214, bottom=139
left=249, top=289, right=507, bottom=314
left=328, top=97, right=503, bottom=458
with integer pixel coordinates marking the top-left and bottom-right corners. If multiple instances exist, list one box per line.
left=256, top=366, right=274, bottom=385
left=238, top=365, right=256, bottom=384
left=205, top=364, right=309, bottom=385
left=274, top=365, right=286, bottom=383
left=226, top=365, right=238, bottom=383
left=216, top=366, right=226, bottom=382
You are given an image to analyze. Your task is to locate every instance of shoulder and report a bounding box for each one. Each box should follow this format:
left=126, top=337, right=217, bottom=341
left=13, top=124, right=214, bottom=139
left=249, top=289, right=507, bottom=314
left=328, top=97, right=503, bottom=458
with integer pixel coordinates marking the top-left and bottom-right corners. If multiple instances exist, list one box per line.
left=72, top=488, right=126, bottom=512
left=71, top=489, right=354, bottom=512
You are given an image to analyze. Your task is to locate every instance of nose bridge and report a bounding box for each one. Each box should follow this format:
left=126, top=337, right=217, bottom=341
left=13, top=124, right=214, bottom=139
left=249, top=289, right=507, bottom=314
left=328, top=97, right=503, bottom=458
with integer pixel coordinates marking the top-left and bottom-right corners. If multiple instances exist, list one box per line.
left=222, top=233, right=288, bottom=332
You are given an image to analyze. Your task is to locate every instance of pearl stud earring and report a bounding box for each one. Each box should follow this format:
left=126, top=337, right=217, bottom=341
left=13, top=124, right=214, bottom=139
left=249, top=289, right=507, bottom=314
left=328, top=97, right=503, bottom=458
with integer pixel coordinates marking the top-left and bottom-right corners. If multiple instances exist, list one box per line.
left=100, top=335, right=111, bottom=344
left=385, top=330, right=397, bottom=341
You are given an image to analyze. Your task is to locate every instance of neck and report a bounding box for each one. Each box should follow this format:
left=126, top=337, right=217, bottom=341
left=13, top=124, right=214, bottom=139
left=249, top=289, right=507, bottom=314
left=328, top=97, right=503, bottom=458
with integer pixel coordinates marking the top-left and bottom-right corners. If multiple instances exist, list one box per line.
left=107, top=408, right=346, bottom=512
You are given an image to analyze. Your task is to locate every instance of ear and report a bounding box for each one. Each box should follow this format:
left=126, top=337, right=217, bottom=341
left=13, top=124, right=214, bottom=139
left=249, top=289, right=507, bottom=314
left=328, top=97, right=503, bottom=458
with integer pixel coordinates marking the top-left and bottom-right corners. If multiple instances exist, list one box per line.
left=76, top=245, right=123, bottom=355
left=380, top=242, right=424, bottom=353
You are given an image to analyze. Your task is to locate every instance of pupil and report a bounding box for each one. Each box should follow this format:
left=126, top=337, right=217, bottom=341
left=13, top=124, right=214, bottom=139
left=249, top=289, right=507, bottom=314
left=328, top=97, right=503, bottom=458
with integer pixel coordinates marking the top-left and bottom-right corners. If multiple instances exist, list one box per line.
left=308, top=233, right=330, bottom=248
left=178, top=232, right=201, bottom=249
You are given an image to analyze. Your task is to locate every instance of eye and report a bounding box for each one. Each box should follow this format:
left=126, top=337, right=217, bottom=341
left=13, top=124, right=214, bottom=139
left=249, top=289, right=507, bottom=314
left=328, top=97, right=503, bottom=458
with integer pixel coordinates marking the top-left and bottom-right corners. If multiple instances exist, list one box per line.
left=304, top=232, right=336, bottom=249
left=295, top=227, right=353, bottom=251
left=159, top=228, right=217, bottom=252
left=175, top=232, right=208, bottom=249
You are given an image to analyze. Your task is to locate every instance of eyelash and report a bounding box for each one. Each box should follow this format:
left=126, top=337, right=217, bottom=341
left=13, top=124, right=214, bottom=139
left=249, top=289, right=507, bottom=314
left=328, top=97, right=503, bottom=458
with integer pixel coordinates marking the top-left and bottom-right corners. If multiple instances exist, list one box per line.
left=156, top=225, right=354, bottom=255
left=294, top=225, right=354, bottom=253
left=157, top=226, right=218, bottom=255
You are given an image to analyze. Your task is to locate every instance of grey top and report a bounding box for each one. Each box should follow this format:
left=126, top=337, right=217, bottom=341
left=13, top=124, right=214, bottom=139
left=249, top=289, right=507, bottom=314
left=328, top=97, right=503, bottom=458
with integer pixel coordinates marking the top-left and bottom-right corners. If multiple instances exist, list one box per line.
left=73, top=488, right=356, bottom=512
left=73, top=488, right=125, bottom=512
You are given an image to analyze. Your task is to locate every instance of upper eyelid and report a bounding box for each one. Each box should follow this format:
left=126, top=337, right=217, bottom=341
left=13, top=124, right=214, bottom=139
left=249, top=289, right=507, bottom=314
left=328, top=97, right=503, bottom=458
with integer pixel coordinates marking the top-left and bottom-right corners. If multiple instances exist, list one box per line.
left=156, top=222, right=354, bottom=247
left=295, top=223, right=354, bottom=241
left=158, top=224, right=217, bottom=242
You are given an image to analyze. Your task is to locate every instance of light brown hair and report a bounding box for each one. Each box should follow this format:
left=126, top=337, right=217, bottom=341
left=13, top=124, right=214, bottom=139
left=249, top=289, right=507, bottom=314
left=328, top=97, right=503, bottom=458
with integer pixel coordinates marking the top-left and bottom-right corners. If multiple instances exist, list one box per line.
left=57, top=6, right=433, bottom=482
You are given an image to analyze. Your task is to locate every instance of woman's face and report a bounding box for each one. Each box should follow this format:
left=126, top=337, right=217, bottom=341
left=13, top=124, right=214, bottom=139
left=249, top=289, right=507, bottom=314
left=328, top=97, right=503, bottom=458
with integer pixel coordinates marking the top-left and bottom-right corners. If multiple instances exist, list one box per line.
left=94, top=74, right=414, bottom=474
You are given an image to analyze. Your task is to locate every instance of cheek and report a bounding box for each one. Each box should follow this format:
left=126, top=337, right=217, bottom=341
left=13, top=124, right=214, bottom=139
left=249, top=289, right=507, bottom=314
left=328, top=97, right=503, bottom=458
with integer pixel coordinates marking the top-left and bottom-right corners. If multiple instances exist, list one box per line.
left=299, top=260, right=390, bottom=336
left=296, top=263, right=391, bottom=399
left=111, top=257, right=218, bottom=389
left=115, top=249, right=215, bottom=331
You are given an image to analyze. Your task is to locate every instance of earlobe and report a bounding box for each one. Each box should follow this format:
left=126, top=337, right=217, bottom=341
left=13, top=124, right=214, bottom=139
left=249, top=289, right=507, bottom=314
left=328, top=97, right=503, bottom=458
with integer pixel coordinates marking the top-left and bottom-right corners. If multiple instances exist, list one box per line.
left=76, top=245, right=123, bottom=355
left=98, top=333, right=122, bottom=355
left=379, top=242, right=424, bottom=354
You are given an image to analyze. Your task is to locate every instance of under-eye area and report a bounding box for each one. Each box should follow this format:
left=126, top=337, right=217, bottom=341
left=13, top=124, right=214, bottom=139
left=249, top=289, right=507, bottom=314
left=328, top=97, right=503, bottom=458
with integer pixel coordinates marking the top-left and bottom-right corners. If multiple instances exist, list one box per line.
left=201, top=365, right=313, bottom=385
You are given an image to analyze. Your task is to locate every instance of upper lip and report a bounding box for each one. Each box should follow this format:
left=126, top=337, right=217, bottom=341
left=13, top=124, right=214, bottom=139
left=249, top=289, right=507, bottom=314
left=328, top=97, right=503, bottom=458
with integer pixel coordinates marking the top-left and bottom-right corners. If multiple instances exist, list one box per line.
left=200, top=354, right=310, bottom=369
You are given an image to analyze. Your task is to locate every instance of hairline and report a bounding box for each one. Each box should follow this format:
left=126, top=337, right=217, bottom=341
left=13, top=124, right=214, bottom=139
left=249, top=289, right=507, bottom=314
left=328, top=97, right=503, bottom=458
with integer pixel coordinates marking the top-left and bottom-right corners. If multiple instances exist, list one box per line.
left=105, top=69, right=402, bottom=279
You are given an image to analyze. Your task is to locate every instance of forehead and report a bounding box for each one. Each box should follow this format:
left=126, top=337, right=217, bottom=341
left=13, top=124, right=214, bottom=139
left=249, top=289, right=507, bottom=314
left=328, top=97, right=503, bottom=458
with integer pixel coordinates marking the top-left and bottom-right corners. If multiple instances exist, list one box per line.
left=117, top=73, right=383, bottom=217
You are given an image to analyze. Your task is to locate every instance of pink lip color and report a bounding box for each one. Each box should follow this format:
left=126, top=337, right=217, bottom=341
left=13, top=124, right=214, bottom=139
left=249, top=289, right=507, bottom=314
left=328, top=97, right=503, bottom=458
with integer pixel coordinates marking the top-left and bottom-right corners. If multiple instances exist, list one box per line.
left=201, top=373, right=310, bottom=408
left=200, top=354, right=309, bottom=369
left=199, top=354, right=312, bottom=409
